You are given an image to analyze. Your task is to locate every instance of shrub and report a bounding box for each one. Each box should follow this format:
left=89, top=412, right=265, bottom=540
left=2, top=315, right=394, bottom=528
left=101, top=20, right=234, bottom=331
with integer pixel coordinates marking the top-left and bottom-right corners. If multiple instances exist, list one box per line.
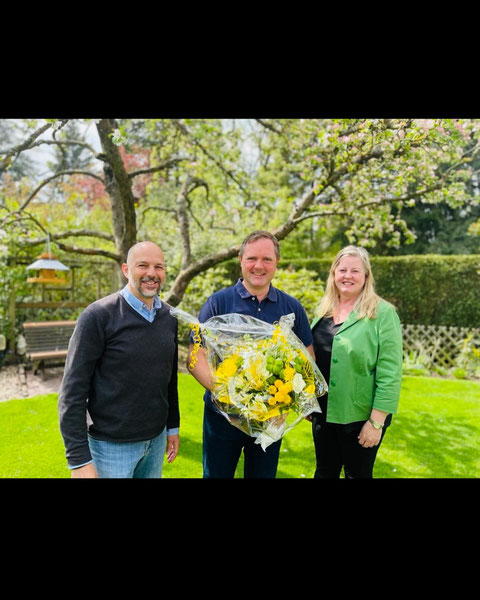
left=452, top=333, right=480, bottom=379
left=282, top=254, right=480, bottom=327
left=176, top=254, right=480, bottom=327
left=452, top=367, right=467, bottom=379
left=270, top=267, right=324, bottom=322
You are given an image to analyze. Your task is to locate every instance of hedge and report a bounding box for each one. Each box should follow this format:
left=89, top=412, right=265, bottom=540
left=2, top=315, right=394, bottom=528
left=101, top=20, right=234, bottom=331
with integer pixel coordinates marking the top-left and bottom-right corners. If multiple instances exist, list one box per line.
left=219, top=254, right=480, bottom=327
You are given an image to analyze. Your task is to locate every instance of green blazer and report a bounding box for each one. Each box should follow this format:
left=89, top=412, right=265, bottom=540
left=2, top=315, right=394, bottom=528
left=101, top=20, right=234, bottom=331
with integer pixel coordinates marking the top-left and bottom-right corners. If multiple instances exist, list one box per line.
left=311, top=300, right=403, bottom=424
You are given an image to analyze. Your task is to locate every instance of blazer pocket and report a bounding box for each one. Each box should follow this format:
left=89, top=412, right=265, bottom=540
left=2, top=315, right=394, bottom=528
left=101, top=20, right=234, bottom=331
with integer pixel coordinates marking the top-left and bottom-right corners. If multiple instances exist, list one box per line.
left=354, top=372, right=375, bottom=410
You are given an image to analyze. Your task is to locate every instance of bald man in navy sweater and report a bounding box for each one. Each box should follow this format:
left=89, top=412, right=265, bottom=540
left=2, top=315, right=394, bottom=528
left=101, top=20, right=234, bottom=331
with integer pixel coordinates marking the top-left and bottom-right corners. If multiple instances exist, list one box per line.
left=58, top=241, right=180, bottom=478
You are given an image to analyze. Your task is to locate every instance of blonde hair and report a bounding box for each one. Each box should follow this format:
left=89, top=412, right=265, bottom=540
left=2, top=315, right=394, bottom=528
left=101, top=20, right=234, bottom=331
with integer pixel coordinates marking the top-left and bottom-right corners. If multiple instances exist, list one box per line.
left=316, top=246, right=380, bottom=320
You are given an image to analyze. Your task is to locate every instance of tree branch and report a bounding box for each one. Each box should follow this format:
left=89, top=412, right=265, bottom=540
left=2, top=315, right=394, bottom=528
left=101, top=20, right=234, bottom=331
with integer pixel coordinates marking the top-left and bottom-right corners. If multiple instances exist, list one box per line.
left=290, top=182, right=448, bottom=224
left=22, top=229, right=115, bottom=244
left=6, top=211, right=121, bottom=261
left=26, top=138, right=101, bottom=158
left=172, top=119, right=250, bottom=196
left=269, top=145, right=389, bottom=240
left=0, top=169, right=105, bottom=228
left=255, top=119, right=284, bottom=135
left=18, top=169, right=105, bottom=213
left=137, top=206, right=177, bottom=231
left=0, top=121, right=55, bottom=173
left=51, top=240, right=120, bottom=261
left=163, top=243, right=241, bottom=306
left=128, top=156, right=189, bottom=178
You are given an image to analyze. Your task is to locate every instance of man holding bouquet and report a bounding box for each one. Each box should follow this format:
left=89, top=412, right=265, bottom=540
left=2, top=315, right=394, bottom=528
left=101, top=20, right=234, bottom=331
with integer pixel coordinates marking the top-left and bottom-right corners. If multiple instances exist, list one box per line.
left=188, top=230, right=314, bottom=478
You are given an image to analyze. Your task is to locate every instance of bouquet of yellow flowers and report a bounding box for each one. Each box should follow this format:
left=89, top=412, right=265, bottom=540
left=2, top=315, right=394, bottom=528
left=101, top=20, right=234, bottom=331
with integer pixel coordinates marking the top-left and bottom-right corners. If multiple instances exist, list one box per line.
left=170, top=307, right=327, bottom=450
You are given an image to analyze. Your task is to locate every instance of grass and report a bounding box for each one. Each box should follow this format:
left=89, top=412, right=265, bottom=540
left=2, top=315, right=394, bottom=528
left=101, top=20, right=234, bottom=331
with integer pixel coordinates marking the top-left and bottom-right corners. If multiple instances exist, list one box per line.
left=0, top=393, right=71, bottom=478
left=373, top=376, right=480, bottom=478
left=0, top=374, right=479, bottom=478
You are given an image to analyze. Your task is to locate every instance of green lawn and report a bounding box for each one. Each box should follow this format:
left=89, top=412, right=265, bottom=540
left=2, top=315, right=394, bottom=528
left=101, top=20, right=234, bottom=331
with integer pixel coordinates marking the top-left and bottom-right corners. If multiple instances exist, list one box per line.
left=0, top=374, right=479, bottom=478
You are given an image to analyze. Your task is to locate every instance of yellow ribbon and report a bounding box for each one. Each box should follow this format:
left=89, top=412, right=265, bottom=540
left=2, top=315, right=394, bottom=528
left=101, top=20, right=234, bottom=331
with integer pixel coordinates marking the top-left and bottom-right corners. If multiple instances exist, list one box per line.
left=188, top=323, right=202, bottom=371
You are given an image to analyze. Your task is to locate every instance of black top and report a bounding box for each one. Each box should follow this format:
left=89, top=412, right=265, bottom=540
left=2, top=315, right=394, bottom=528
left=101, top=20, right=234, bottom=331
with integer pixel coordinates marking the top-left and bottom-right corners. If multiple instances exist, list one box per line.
left=312, top=315, right=392, bottom=430
left=58, top=293, right=179, bottom=468
left=312, top=316, right=343, bottom=384
left=312, top=316, right=342, bottom=420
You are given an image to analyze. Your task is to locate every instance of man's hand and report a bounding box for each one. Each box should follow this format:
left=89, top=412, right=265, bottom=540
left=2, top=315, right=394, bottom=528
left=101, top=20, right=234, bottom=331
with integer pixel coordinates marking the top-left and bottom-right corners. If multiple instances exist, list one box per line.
left=71, top=463, right=98, bottom=478
left=166, top=434, right=180, bottom=463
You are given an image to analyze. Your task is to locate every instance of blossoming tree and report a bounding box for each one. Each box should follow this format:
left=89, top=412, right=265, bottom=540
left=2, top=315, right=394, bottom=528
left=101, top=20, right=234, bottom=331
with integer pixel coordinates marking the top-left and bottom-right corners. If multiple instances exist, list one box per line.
left=1, top=118, right=479, bottom=306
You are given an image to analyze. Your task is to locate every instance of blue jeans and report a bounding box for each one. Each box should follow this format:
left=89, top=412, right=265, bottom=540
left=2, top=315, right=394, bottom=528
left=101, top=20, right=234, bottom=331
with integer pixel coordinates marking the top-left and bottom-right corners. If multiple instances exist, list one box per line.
left=88, top=428, right=167, bottom=478
left=203, top=403, right=282, bottom=478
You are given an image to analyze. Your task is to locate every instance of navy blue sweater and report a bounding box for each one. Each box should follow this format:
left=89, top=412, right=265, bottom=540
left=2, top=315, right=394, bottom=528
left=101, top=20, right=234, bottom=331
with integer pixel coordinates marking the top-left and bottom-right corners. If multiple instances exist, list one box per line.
left=58, top=293, right=179, bottom=468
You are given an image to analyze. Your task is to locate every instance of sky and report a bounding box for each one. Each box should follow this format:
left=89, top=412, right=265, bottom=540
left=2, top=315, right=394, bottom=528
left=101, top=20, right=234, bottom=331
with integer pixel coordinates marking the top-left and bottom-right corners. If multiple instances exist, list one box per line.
left=27, top=119, right=101, bottom=176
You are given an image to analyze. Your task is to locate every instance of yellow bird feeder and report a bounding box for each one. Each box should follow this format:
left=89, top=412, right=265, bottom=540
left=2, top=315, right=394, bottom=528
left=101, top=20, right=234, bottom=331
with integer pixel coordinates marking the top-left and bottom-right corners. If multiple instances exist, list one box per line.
left=26, top=251, right=70, bottom=285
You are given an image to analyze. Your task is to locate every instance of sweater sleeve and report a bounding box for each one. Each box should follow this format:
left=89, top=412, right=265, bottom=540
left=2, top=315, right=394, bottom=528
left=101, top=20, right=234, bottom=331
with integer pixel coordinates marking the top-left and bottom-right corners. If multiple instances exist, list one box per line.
left=57, top=308, right=106, bottom=468
left=166, top=320, right=180, bottom=431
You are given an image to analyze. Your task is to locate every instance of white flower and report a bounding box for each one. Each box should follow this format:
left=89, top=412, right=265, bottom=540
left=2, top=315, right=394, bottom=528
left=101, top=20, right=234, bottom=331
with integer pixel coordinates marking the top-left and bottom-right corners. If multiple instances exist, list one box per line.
left=255, top=420, right=286, bottom=450
left=240, top=400, right=267, bottom=419
left=292, top=372, right=306, bottom=393
left=111, top=128, right=127, bottom=146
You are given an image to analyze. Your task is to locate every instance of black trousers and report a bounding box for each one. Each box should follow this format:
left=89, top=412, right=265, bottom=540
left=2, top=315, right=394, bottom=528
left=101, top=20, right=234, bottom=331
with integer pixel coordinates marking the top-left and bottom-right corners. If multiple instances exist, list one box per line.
left=311, top=412, right=391, bottom=479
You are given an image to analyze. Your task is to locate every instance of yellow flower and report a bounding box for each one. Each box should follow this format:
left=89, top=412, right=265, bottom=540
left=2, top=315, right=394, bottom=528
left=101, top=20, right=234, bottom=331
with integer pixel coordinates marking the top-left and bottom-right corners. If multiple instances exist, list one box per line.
left=244, top=400, right=268, bottom=420
left=268, top=385, right=278, bottom=394
left=304, top=384, right=316, bottom=395
left=216, top=355, right=240, bottom=379
left=272, top=327, right=284, bottom=343
left=257, top=405, right=282, bottom=420
left=218, top=394, right=233, bottom=404
left=279, top=382, right=293, bottom=394
left=283, top=365, right=296, bottom=381
left=266, top=406, right=281, bottom=418
left=223, top=362, right=238, bottom=377
left=244, top=358, right=266, bottom=390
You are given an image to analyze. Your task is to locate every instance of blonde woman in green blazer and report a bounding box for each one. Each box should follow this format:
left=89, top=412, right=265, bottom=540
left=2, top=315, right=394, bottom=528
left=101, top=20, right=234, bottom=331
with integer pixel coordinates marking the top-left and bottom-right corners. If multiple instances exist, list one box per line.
left=310, top=246, right=403, bottom=478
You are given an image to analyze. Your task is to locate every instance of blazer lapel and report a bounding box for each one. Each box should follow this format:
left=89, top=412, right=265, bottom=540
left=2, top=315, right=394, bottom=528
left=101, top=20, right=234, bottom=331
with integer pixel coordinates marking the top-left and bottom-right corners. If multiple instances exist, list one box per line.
left=335, top=310, right=362, bottom=335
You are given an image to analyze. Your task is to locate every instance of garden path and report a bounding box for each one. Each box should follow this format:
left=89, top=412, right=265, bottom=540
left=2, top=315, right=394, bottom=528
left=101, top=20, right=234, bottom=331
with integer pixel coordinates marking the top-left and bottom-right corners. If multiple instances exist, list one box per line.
left=0, top=345, right=190, bottom=403
left=0, top=364, right=64, bottom=402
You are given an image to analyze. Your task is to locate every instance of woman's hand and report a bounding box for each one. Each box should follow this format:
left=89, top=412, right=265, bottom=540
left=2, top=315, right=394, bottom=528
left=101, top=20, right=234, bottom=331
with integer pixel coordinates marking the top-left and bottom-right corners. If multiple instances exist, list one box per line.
left=358, top=420, right=382, bottom=448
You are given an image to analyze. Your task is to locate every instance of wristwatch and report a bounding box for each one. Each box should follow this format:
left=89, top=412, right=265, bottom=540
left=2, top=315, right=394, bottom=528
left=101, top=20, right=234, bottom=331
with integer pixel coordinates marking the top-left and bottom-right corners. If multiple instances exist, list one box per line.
left=368, top=417, right=384, bottom=430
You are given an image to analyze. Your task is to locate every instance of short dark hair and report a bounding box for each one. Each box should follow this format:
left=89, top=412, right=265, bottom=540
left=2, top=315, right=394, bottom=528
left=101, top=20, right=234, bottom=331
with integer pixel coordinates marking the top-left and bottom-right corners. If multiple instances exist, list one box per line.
left=238, top=230, right=280, bottom=259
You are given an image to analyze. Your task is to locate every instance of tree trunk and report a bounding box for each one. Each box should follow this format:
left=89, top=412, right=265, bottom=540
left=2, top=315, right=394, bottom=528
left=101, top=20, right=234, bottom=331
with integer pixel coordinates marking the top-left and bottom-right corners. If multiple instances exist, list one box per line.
left=177, top=177, right=192, bottom=270
left=96, top=119, right=137, bottom=264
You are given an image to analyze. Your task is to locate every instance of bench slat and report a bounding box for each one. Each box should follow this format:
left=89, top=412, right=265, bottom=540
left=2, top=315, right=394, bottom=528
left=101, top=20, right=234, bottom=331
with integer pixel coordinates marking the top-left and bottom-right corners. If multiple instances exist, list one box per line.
left=23, top=321, right=77, bottom=329
left=29, top=350, right=69, bottom=360
left=23, top=321, right=76, bottom=364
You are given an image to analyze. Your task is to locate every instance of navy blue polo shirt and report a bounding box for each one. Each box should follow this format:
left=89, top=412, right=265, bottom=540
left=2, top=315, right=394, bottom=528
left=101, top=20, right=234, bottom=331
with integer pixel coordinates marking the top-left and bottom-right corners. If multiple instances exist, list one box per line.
left=195, top=278, right=313, bottom=411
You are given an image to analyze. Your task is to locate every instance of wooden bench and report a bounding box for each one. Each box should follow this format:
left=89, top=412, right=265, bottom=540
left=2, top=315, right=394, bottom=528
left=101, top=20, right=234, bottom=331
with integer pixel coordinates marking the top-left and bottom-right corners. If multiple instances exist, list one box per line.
left=22, top=320, right=77, bottom=376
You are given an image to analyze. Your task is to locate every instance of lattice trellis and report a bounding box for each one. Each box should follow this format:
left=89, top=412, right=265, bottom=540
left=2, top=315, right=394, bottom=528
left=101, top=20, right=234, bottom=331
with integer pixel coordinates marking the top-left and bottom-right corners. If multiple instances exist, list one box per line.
left=402, top=324, right=480, bottom=368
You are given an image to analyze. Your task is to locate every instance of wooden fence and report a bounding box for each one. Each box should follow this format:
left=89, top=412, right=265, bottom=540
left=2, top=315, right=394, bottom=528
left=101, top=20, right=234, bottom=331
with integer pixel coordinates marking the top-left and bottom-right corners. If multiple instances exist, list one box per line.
left=402, top=324, right=480, bottom=368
